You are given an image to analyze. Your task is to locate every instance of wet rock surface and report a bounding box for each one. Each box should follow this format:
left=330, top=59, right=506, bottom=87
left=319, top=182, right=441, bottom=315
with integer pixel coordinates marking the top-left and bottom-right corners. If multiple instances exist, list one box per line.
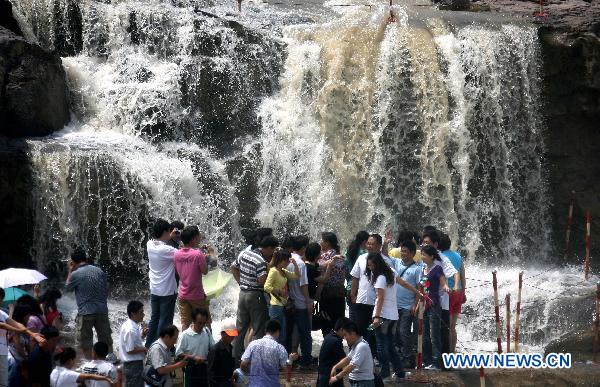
left=0, top=27, right=70, bottom=138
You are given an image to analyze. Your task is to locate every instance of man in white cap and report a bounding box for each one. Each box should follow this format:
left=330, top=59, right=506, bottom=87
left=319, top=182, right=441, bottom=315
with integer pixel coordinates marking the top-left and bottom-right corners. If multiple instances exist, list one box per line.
left=207, top=320, right=238, bottom=387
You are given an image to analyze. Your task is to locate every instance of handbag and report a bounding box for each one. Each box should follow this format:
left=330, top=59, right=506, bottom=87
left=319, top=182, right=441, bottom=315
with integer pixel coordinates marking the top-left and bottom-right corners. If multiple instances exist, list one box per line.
left=143, top=365, right=166, bottom=387
left=143, top=342, right=167, bottom=387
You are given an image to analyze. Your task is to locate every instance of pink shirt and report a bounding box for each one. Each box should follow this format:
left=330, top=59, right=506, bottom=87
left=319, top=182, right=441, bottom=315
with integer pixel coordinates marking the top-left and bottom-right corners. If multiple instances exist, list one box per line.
left=174, top=248, right=207, bottom=301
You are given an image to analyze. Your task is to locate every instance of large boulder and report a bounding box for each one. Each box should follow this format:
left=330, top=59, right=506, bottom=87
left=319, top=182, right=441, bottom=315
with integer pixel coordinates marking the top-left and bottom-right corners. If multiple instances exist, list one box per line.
left=0, top=27, right=70, bottom=138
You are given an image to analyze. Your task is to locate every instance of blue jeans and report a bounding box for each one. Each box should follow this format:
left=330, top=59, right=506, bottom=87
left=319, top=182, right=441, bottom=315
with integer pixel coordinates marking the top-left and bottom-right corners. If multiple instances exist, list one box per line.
left=396, top=308, right=417, bottom=367
left=286, top=308, right=312, bottom=364
left=374, top=319, right=404, bottom=378
left=423, top=304, right=442, bottom=367
left=269, top=304, right=286, bottom=345
left=146, top=293, right=177, bottom=347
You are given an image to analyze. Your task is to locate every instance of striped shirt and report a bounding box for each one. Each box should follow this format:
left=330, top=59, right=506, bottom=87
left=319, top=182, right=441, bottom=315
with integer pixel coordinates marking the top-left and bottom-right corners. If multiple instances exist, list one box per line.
left=233, top=249, right=267, bottom=291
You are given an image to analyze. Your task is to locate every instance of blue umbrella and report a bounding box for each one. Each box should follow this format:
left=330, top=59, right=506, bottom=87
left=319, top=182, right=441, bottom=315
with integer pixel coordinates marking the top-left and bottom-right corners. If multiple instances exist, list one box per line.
left=2, top=287, right=29, bottom=305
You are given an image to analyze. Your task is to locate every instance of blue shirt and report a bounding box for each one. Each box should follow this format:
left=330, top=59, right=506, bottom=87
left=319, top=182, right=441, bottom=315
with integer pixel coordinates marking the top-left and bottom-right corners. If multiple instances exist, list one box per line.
left=391, top=259, right=422, bottom=310
left=241, top=334, right=287, bottom=387
left=442, top=250, right=462, bottom=289
left=65, top=264, right=108, bottom=315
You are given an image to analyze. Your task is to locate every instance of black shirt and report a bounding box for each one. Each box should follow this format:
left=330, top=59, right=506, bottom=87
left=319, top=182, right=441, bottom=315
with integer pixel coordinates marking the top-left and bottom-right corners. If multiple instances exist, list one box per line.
left=318, top=330, right=346, bottom=377
left=27, top=345, right=53, bottom=387
left=305, top=262, right=319, bottom=300
left=207, top=340, right=235, bottom=387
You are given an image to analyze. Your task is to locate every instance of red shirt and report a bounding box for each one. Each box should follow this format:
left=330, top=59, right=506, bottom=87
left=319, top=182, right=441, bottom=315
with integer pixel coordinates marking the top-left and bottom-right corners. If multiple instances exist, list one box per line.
left=174, top=248, right=207, bottom=300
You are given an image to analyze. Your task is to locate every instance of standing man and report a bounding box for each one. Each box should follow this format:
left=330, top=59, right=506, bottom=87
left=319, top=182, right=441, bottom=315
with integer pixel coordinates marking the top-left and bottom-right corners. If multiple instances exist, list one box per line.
left=175, top=226, right=212, bottom=331
left=391, top=240, right=422, bottom=368
left=286, top=235, right=313, bottom=367
left=65, top=248, right=111, bottom=359
left=240, top=319, right=298, bottom=387
left=119, top=300, right=148, bottom=387
left=230, top=236, right=278, bottom=359
left=175, top=308, right=214, bottom=387
left=146, top=218, right=179, bottom=347
left=349, top=233, right=391, bottom=356
left=329, top=321, right=374, bottom=387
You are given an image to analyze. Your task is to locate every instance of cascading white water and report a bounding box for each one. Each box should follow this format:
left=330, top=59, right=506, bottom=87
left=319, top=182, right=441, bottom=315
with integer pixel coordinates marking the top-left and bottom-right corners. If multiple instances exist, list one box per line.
left=257, top=6, right=552, bottom=264
left=10, top=0, right=589, bottom=353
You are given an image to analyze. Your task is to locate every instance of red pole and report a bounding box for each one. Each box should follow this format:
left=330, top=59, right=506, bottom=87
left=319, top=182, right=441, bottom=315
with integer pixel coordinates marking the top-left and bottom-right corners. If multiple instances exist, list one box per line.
left=416, top=284, right=425, bottom=369
left=594, top=283, right=600, bottom=363
left=505, top=294, right=511, bottom=353
left=514, top=272, right=523, bottom=352
left=564, top=191, right=575, bottom=260
left=492, top=271, right=502, bottom=353
left=479, top=367, right=486, bottom=387
left=585, top=211, right=592, bottom=280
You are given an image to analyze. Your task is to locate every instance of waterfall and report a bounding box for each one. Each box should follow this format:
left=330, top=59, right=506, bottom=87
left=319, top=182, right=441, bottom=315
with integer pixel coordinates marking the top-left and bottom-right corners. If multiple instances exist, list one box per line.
left=10, top=0, right=586, bottom=351
left=258, top=6, right=552, bottom=263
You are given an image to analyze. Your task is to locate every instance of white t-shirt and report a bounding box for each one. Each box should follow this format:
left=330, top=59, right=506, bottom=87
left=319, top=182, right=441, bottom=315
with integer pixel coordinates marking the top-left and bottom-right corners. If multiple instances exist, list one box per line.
left=119, top=319, right=145, bottom=362
left=82, top=359, right=117, bottom=387
left=0, top=309, right=8, bottom=356
left=50, top=366, right=80, bottom=387
left=439, top=252, right=458, bottom=311
left=287, top=253, right=309, bottom=309
left=147, top=240, right=178, bottom=296
left=351, top=253, right=392, bottom=305
left=373, top=272, right=399, bottom=320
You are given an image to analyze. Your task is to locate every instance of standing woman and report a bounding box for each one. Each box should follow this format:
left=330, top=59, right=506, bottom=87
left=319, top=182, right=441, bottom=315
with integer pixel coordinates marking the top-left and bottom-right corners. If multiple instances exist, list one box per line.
left=263, top=250, right=299, bottom=345
left=367, top=253, right=405, bottom=381
left=420, top=245, right=448, bottom=370
left=345, top=231, right=369, bottom=322
left=317, top=232, right=346, bottom=337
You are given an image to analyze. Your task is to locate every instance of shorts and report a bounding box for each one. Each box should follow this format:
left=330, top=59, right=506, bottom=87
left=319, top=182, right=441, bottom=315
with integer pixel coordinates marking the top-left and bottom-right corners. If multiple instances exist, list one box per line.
left=178, top=298, right=211, bottom=328
left=449, top=290, right=464, bottom=315
left=76, top=313, right=112, bottom=350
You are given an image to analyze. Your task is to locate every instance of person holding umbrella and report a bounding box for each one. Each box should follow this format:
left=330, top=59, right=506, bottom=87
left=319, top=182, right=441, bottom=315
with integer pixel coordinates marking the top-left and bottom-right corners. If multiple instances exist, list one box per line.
left=0, top=287, right=46, bottom=387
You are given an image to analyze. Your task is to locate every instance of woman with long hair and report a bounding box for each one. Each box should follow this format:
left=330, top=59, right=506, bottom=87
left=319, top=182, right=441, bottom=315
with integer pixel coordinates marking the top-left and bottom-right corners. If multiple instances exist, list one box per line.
left=344, top=231, right=369, bottom=321
left=264, top=249, right=299, bottom=344
left=366, top=253, right=405, bottom=381
left=420, top=245, right=449, bottom=370
left=317, top=232, right=346, bottom=337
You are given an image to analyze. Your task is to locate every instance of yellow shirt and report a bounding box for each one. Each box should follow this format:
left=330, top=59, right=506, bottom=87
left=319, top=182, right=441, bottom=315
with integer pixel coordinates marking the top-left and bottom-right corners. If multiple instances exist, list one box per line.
left=264, top=267, right=299, bottom=306
left=389, top=247, right=422, bottom=264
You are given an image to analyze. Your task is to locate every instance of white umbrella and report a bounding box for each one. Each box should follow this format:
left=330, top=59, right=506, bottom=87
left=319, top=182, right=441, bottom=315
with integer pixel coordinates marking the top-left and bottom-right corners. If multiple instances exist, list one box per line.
left=0, top=268, right=47, bottom=288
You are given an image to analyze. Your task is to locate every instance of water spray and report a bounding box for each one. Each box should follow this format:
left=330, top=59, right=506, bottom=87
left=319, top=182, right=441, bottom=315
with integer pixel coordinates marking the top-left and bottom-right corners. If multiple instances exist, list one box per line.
left=585, top=211, right=592, bottom=280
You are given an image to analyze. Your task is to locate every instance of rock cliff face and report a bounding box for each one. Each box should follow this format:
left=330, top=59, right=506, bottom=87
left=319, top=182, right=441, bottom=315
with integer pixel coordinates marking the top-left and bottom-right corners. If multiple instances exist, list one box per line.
left=540, top=30, right=600, bottom=266
left=0, top=26, right=70, bottom=137
left=469, top=0, right=600, bottom=265
left=0, top=139, right=33, bottom=270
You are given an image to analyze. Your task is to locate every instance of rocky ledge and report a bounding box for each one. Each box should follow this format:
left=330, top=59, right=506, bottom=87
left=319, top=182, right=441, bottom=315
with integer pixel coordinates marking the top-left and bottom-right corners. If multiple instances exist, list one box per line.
left=0, top=26, right=70, bottom=138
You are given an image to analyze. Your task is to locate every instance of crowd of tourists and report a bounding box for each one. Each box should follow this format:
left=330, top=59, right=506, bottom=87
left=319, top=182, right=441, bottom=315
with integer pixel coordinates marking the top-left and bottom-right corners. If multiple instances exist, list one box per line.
left=0, top=218, right=465, bottom=387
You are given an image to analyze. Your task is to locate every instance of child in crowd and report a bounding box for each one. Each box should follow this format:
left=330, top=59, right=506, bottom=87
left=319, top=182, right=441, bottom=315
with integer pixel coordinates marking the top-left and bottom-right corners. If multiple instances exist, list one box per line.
left=50, top=347, right=114, bottom=387
left=82, top=341, right=118, bottom=387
